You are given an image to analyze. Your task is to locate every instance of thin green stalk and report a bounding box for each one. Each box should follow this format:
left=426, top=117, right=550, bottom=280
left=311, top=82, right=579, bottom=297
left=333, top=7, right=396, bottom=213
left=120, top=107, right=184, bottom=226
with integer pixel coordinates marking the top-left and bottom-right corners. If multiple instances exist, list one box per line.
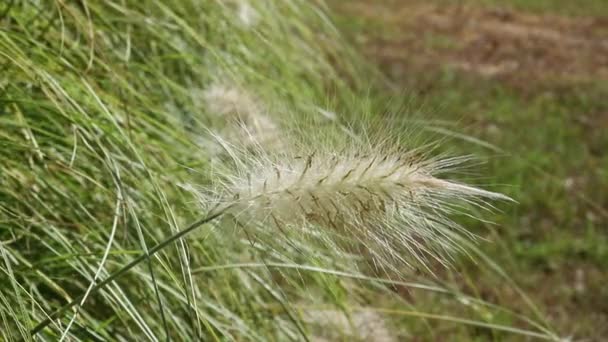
left=30, top=210, right=225, bottom=336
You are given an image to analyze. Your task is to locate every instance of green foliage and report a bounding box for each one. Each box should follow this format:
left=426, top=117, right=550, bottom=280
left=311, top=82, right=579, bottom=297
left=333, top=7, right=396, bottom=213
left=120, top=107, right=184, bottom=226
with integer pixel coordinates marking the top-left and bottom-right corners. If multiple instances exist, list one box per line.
left=0, top=0, right=566, bottom=341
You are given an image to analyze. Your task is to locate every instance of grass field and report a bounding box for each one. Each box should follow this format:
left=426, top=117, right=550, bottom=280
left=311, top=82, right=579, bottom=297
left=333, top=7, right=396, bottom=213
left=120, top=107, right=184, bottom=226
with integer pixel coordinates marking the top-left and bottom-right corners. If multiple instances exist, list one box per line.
left=1, top=0, right=606, bottom=340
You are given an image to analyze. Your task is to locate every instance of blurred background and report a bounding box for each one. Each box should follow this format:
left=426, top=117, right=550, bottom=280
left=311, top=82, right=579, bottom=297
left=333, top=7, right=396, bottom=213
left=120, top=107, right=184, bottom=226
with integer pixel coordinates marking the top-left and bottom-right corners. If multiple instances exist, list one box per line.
left=330, top=0, right=608, bottom=338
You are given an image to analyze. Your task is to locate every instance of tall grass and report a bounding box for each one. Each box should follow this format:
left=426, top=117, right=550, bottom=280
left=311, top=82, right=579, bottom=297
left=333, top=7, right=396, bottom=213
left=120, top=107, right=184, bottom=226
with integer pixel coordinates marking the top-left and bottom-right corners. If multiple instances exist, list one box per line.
left=1, top=0, right=558, bottom=340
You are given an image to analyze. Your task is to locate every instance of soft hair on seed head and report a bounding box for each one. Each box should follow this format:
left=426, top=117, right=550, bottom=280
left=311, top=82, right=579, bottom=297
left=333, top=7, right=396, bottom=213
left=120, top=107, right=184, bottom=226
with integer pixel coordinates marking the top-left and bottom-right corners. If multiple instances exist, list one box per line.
left=201, top=139, right=511, bottom=275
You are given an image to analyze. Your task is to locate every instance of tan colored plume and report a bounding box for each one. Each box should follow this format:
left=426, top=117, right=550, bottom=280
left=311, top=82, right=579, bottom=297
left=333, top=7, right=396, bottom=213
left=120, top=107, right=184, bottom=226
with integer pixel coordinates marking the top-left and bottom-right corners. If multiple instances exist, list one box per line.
left=202, top=143, right=511, bottom=274
left=202, top=82, right=284, bottom=152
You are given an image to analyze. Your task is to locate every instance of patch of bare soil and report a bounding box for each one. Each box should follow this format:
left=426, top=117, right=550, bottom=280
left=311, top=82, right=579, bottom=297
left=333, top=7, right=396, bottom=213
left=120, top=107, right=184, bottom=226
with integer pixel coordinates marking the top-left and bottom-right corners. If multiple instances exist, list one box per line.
left=338, top=1, right=608, bottom=92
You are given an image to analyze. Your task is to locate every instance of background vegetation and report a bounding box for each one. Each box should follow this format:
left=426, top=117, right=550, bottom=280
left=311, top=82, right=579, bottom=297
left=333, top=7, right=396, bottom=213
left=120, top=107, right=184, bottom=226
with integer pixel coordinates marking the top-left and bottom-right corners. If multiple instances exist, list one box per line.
left=0, top=0, right=605, bottom=340
left=330, top=0, right=608, bottom=339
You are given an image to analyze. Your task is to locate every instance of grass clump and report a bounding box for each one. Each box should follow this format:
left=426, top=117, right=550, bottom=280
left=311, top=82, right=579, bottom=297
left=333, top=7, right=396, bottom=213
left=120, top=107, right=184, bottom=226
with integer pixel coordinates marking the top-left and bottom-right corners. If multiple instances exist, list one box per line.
left=1, top=0, right=561, bottom=340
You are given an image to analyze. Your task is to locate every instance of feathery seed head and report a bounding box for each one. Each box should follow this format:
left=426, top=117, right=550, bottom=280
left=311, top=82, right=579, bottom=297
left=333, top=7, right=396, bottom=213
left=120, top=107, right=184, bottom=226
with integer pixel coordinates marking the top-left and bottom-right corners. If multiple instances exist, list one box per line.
left=203, top=82, right=284, bottom=151
left=202, top=143, right=511, bottom=274
left=203, top=83, right=260, bottom=118
left=219, top=0, right=260, bottom=28
left=236, top=1, right=259, bottom=28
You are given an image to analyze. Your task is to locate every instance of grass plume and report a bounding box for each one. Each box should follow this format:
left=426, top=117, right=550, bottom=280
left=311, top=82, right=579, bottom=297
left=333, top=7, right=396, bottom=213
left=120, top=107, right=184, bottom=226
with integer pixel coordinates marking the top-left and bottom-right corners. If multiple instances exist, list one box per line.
left=203, top=82, right=285, bottom=152
left=204, top=141, right=511, bottom=274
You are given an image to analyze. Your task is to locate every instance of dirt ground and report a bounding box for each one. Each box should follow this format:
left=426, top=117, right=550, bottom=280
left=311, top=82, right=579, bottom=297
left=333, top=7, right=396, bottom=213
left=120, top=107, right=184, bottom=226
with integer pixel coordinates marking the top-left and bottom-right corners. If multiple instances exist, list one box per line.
left=337, top=1, right=608, bottom=93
